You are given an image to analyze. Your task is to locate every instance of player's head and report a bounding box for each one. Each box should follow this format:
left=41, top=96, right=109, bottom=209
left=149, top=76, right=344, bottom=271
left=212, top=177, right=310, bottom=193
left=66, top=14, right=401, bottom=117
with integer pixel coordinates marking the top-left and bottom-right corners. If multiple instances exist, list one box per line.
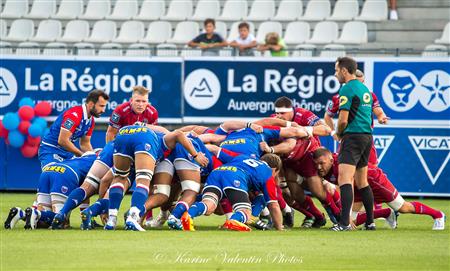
left=130, top=86, right=149, bottom=114
left=238, top=22, right=250, bottom=39
left=274, top=96, right=294, bottom=120
left=261, top=154, right=282, bottom=176
left=265, top=32, right=279, bottom=45
left=86, top=89, right=109, bottom=118
left=204, top=18, right=216, bottom=34
left=355, top=69, right=365, bottom=83
left=335, top=56, right=357, bottom=84
left=312, top=147, right=334, bottom=177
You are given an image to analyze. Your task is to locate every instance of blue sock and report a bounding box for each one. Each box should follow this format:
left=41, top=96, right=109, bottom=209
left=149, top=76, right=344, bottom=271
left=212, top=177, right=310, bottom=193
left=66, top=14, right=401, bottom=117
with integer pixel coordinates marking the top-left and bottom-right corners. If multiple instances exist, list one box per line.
left=131, top=184, right=149, bottom=216
left=39, top=210, right=56, bottom=224
left=188, top=202, right=207, bottom=218
left=172, top=201, right=189, bottom=219
left=88, top=199, right=109, bottom=216
left=230, top=210, right=247, bottom=223
left=60, top=188, right=86, bottom=216
left=251, top=194, right=266, bottom=217
left=108, top=184, right=125, bottom=213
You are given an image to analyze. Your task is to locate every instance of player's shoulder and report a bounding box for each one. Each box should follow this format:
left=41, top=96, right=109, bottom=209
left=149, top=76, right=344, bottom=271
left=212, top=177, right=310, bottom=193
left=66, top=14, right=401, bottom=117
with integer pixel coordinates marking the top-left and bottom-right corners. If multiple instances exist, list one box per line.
left=145, top=104, right=158, bottom=114
left=63, top=105, right=83, bottom=121
left=115, top=101, right=131, bottom=113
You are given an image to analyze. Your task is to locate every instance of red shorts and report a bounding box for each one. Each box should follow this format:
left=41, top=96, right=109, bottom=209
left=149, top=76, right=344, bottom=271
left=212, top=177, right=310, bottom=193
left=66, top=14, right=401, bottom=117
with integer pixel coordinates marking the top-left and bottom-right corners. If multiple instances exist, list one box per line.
left=354, top=172, right=398, bottom=204
left=284, top=152, right=318, bottom=178
left=368, top=143, right=378, bottom=165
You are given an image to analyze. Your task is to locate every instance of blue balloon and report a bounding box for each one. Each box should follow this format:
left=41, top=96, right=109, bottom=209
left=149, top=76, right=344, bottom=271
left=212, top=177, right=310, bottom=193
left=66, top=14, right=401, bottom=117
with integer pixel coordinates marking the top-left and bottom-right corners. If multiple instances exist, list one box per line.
left=3, top=112, right=20, bottom=130
left=28, top=123, right=43, bottom=137
left=32, top=117, right=48, bottom=129
left=19, top=97, right=35, bottom=107
left=8, top=130, right=25, bottom=148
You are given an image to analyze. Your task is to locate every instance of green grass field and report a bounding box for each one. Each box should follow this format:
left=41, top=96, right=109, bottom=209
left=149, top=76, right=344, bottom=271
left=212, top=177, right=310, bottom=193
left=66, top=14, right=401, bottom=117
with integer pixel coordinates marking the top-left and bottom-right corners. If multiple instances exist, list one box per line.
left=0, top=193, right=449, bottom=271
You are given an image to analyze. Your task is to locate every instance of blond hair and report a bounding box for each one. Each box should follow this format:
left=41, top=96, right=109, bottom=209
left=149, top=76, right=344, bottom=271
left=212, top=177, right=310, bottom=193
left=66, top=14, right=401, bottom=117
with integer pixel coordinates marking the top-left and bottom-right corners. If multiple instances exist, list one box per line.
left=132, top=86, right=150, bottom=96
left=265, top=32, right=279, bottom=45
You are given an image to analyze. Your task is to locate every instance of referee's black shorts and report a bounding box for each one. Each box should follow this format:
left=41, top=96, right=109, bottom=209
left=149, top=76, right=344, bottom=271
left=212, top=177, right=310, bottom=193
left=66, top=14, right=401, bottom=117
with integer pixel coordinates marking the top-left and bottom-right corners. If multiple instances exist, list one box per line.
left=338, top=133, right=373, bottom=168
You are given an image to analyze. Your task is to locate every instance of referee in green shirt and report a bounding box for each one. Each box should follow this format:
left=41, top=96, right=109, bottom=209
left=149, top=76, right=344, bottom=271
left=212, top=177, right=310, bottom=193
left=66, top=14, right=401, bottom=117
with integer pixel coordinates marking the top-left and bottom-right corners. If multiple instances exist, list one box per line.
left=333, top=57, right=375, bottom=231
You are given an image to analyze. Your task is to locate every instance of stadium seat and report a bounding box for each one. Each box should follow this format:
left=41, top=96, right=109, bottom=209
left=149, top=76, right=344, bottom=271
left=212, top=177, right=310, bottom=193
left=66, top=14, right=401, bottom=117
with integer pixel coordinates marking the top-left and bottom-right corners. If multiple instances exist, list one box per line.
left=166, top=21, right=199, bottom=44
left=306, top=21, right=339, bottom=44
left=180, top=45, right=202, bottom=57
left=256, top=22, right=283, bottom=43
left=272, top=0, right=303, bottom=21
left=107, top=0, right=138, bottom=21
left=84, top=21, right=117, bottom=43
left=133, top=0, right=165, bottom=21
left=0, top=20, right=7, bottom=40
left=292, top=44, right=316, bottom=57
left=320, top=44, right=346, bottom=57
left=156, top=43, right=178, bottom=56
left=3, top=19, right=34, bottom=42
left=98, top=43, right=123, bottom=56
left=218, top=0, right=248, bottom=22
left=79, top=0, right=111, bottom=20
left=435, top=22, right=450, bottom=44
left=422, top=44, right=449, bottom=57
left=355, top=0, right=388, bottom=21
left=73, top=42, right=95, bottom=56
left=327, top=0, right=359, bottom=21
left=139, top=21, right=172, bottom=44
left=126, top=43, right=152, bottom=57
left=200, top=21, right=227, bottom=40
left=56, top=20, right=90, bottom=43
left=192, top=0, right=220, bottom=21
left=16, top=42, right=40, bottom=55
left=0, top=41, right=13, bottom=55
left=227, top=21, right=255, bottom=42
left=284, top=21, right=311, bottom=45
left=245, top=0, right=275, bottom=22
left=0, top=0, right=28, bottom=19
left=43, top=42, right=68, bottom=56
left=160, top=0, right=193, bottom=21
left=113, top=21, right=145, bottom=44
left=335, top=21, right=368, bottom=44
left=52, top=0, right=84, bottom=20
left=29, top=20, right=62, bottom=43
left=299, top=0, right=331, bottom=21
left=25, top=0, right=56, bottom=19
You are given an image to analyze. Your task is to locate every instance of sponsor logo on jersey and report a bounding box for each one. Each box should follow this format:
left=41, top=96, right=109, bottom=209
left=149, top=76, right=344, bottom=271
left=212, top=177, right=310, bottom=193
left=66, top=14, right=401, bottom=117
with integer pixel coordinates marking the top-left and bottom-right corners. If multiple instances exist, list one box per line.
left=233, top=180, right=241, bottom=187
left=61, top=186, right=68, bottom=194
left=63, top=119, right=75, bottom=130
left=339, top=96, right=348, bottom=107
left=111, top=112, right=120, bottom=123
left=119, top=127, right=148, bottom=135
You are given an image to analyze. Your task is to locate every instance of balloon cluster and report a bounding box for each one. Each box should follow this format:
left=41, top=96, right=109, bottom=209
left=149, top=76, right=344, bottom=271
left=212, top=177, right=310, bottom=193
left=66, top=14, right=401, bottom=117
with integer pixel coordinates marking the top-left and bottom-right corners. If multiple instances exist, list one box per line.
left=0, top=97, right=52, bottom=158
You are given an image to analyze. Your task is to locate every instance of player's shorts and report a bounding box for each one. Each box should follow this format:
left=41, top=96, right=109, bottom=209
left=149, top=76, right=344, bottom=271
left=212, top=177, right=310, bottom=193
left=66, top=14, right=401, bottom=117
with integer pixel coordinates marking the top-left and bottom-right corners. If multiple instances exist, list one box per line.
left=284, top=152, right=318, bottom=178
left=96, top=141, right=114, bottom=168
left=154, top=159, right=175, bottom=176
left=169, top=137, right=213, bottom=176
left=37, top=169, right=78, bottom=199
left=38, top=143, right=74, bottom=169
left=203, top=170, right=249, bottom=199
left=114, top=131, right=162, bottom=162
left=338, top=133, right=373, bottom=168
left=354, top=172, right=404, bottom=211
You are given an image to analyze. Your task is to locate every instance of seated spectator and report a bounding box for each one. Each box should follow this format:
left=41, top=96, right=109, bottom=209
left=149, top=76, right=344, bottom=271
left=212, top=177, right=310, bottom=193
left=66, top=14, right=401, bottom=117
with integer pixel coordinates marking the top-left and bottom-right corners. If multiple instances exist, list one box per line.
left=389, top=0, right=398, bottom=20
left=229, top=22, right=257, bottom=56
left=188, top=18, right=227, bottom=56
left=257, top=32, right=288, bottom=57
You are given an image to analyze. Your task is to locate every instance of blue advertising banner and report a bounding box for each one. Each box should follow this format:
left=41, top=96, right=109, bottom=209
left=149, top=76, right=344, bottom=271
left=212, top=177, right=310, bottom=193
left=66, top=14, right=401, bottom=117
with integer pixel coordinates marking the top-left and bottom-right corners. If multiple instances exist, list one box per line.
left=0, top=57, right=183, bottom=122
left=372, top=60, right=450, bottom=122
left=183, top=59, right=363, bottom=122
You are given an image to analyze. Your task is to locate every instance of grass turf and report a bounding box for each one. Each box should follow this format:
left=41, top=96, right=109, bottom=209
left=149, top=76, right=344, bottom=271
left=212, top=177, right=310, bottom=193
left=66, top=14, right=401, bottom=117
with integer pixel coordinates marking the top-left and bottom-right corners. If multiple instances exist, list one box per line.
left=0, top=193, right=449, bottom=271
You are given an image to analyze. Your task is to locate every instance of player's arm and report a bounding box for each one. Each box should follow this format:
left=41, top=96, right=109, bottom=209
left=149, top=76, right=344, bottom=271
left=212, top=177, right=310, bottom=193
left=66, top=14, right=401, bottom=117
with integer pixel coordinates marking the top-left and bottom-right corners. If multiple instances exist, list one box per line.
left=279, top=127, right=309, bottom=138
left=336, top=88, right=351, bottom=138
left=198, top=133, right=226, bottom=145
left=253, top=118, right=299, bottom=128
left=106, top=126, right=118, bottom=143
left=311, top=123, right=332, bottom=137
left=324, top=113, right=335, bottom=131
left=58, top=129, right=84, bottom=156
left=79, top=135, right=93, bottom=152
left=336, top=110, right=349, bottom=138
left=260, top=138, right=296, bottom=155
left=146, top=124, right=170, bottom=134
left=373, top=106, right=389, bottom=124
left=220, top=120, right=262, bottom=133
left=163, top=130, right=209, bottom=167
left=268, top=201, right=283, bottom=230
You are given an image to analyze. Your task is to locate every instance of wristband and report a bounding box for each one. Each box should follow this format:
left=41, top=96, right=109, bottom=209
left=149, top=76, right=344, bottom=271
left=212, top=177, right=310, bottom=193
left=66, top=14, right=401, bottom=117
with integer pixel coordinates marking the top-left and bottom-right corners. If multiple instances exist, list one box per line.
left=192, top=153, right=198, bottom=158
left=246, top=122, right=252, bottom=128
left=270, top=147, right=275, bottom=154
left=305, top=126, right=314, bottom=137
left=286, top=121, right=292, bottom=128
left=330, top=131, right=336, bottom=137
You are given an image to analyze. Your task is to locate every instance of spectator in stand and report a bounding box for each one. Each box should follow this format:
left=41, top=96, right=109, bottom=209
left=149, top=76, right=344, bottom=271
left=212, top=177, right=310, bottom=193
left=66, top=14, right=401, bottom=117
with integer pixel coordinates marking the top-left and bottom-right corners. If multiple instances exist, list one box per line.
left=257, top=32, right=288, bottom=57
left=188, top=18, right=227, bottom=56
left=389, top=0, right=398, bottom=20
left=229, top=22, right=257, bottom=56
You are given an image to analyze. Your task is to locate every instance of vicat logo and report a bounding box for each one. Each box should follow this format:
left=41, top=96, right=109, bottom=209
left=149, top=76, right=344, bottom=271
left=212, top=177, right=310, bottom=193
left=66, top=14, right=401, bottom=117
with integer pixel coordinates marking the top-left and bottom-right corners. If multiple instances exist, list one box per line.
left=373, top=135, right=395, bottom=163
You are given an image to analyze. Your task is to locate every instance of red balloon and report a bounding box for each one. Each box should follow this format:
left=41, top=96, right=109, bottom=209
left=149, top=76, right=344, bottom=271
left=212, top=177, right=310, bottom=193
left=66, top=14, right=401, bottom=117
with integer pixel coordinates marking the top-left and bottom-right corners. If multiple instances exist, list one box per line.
left=18, top=105, right=35, bottom=121
left=18, top=121, right=31, bottom=135
left=34, top=101, right=52, bottom=117
left=27, top=135, right=41, bottom=146
left=0, top=120, right=8, bottom=138
left=21, top=143, right=39, bottom=158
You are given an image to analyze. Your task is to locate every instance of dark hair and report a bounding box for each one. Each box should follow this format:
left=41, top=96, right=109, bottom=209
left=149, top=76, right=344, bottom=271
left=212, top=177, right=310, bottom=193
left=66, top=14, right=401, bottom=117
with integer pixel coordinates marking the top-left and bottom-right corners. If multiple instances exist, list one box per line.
left=312, top=147, right=332, bottom=160
left=336, top=57, right=357, bottom=74
left=238, top=22, right=250, bottom=30
left=274, top=96, right=293, bottom=108
left=204, top=18, right=215, bottom=27
left=261, top=154, right=282, bottom=171
left=86, top=89, right=109, bottom=103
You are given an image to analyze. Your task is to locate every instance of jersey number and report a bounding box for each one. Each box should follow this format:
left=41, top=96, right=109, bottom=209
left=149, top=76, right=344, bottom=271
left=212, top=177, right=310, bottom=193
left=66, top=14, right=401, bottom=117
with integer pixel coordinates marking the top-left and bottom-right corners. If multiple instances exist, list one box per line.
left=243, top=159, right=264, bottom=168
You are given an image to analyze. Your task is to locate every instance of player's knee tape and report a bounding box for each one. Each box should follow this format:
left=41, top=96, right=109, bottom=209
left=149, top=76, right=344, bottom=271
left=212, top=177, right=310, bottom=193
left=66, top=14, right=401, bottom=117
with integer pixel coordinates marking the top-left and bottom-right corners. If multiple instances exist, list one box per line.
left=85, top=173, right=100, bottom=189
left=351, top=211, right=358, bottom=221
left=153, top=184, right=171, bottom=198
left=202, top=186, right=222, bottom=203
left=114, top=167, right=130, bottom=178
left=232, top=202, right=252, bottom=212
left=388, top=194, right=405, bottom=211
left=136, top=169, right=154, bottom=181
left=155, top=159, right=175, bottom=176
left=181, top=180, right=201, bottom=193
left=296, top=174, right=304, bottom=185
left=37, top=193, right=52, bottom=208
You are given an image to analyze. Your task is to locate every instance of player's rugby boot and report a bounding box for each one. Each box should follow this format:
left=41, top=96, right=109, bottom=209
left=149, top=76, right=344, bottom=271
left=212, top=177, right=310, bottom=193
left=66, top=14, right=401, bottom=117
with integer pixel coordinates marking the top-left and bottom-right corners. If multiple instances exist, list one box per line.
left=181, top=212, right=196, bottom=231
left=4, top=207, right=23, bottom=229
left=222, top=219, right=252, bottom=232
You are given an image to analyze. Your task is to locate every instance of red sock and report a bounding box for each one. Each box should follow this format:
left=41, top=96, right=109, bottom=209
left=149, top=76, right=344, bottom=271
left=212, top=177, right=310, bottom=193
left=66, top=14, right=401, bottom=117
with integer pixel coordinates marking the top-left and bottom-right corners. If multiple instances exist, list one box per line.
left=411, top=202, right=443, bottom=219
left=333, top=189, right=341, bottom=209
left=220, top=198, right=233, bottom=214
left=276, top=186, right=287, bottom=210
left=145, top=209, right=153, bottom=220
left=300, top=196, right=324, bottom=220
left=355, top=208, right=391, bottom=226
left=291, top=201, right=313, bottom=218
left=322, top=192, right=341, bottom=216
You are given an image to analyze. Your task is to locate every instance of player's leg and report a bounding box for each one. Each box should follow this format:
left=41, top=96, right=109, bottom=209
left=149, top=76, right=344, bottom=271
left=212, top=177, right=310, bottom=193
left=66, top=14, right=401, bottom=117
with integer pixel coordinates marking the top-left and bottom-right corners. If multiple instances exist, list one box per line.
left=183, top=184, right=221, bottom=231
left=222, top=188, right=252, bottom=232
left=305, top=175, right=341, bottom=223
left=333, top=163, right=356, bottom=230
left=351, top=201, right=397, bottom=229
left=391, top=197, right=445, bottom=230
